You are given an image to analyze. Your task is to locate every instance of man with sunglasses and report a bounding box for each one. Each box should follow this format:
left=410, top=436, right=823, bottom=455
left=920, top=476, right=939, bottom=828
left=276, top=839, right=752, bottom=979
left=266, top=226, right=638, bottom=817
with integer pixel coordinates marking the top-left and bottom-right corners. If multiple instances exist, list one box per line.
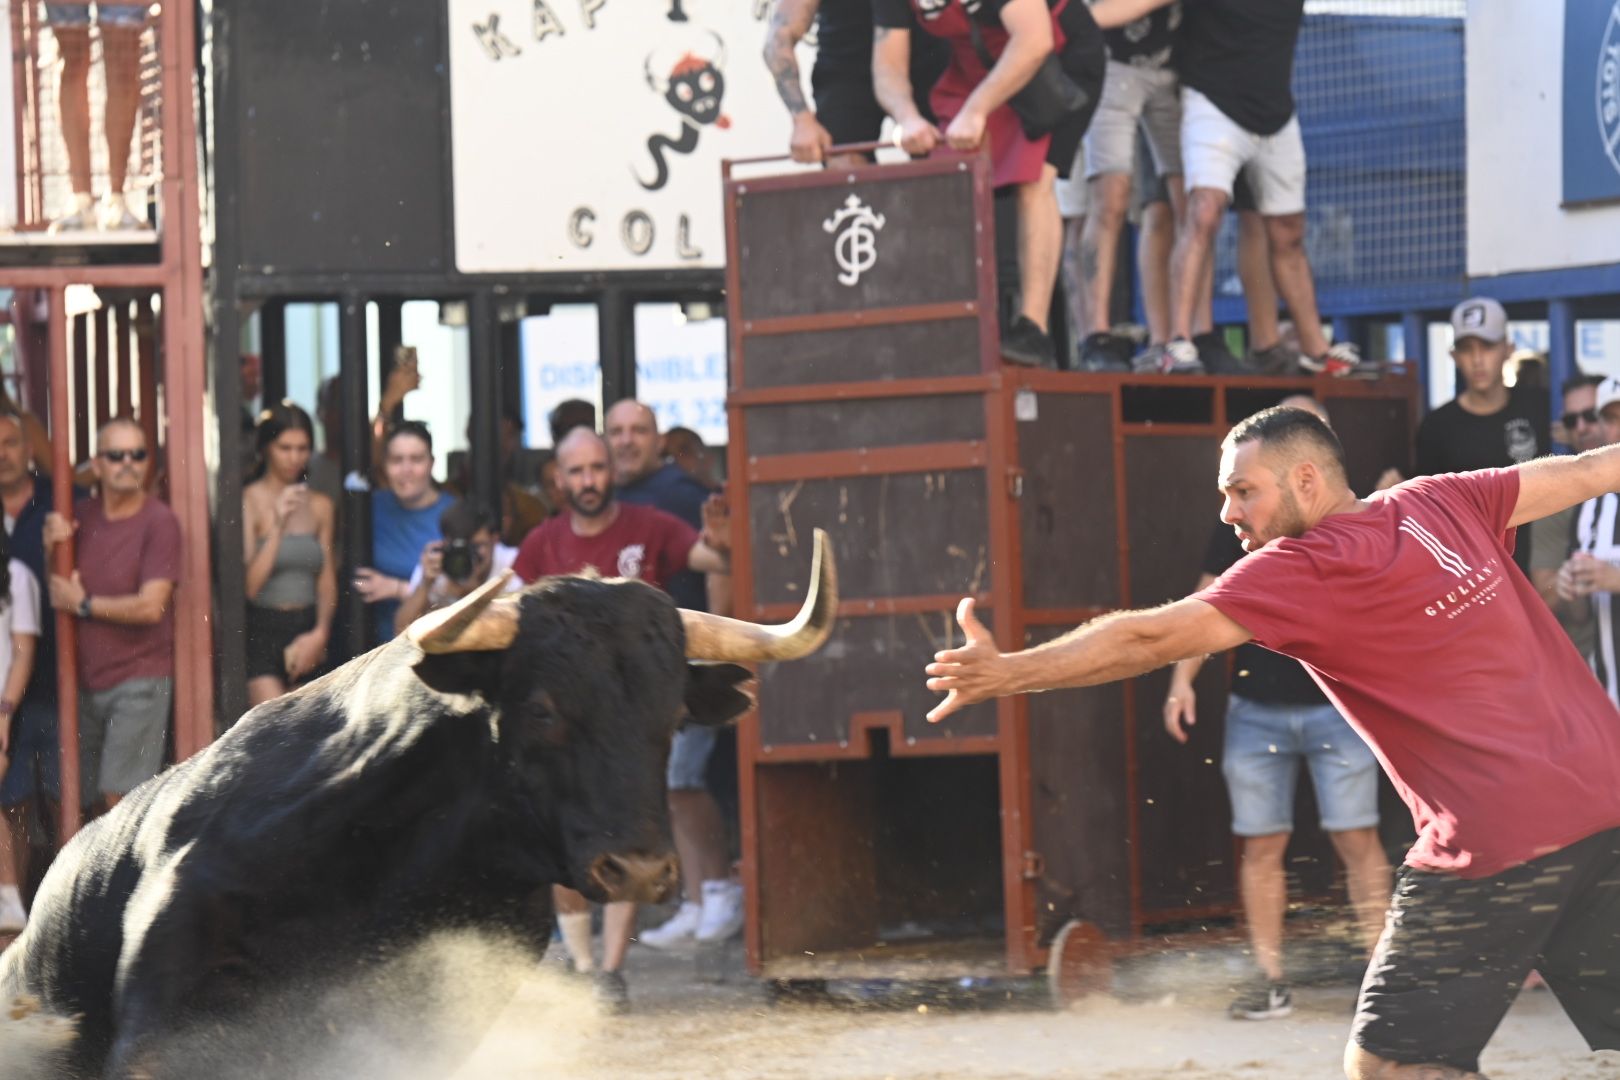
left=43, top=419, right=180, bottom=815
left=1552, top=376, right=1620, bottom=707
left=1528, top=374, right=1609, bottom=661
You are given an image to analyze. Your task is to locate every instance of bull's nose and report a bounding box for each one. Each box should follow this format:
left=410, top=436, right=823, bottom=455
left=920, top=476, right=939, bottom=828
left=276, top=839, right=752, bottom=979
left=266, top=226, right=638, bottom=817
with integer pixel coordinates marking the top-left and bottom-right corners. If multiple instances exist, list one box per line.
left=588, top=853, right=679, bottom=904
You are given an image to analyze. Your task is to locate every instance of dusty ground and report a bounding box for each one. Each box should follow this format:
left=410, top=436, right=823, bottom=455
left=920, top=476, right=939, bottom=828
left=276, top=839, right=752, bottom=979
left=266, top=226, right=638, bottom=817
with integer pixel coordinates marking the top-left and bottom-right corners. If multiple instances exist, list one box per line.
left=446, top=932, right=1620, bottom=1080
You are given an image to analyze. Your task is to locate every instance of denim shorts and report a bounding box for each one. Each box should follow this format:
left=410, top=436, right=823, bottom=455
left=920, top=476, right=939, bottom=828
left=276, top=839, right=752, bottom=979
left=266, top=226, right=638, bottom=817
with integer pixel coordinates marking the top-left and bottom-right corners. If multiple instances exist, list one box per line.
left=43, top=3, right=150, bottom=27
left=1, top=695, right=60, bottom=807
left=667, top=725, right=716, bottom=792
left=1222, top=694, right=1380, bottom=836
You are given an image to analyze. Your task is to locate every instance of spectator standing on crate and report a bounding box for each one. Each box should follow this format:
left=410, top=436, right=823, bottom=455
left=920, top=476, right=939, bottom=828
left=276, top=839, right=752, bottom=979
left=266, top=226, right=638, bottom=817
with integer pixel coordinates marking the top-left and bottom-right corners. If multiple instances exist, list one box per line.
left=43, top=418, right=180, bottom=816
left=44, top=2, right=150, bottom=232
left=1164, top=394, right=1390, bottom=1021
left=763, top=0, right=946, bottom=166
left=512, top=426, right=732, bottom=1014
left=1086, top=0, right=1363, bottom=377
left=872, top=0, right=1107, bottom=368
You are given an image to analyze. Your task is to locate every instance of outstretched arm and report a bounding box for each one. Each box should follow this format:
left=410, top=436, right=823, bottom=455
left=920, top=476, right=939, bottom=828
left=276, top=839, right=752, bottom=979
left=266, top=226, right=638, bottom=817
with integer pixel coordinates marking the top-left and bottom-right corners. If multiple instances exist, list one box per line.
left=1511, top=443, right=1620, bottom=527
left=925, top=595, right=1251, bottom=723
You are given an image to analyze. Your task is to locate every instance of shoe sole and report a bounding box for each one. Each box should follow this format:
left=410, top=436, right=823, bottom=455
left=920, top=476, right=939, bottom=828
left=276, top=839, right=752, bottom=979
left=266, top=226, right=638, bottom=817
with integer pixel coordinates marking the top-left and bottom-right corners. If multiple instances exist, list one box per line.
left=1231, top=1004, right=1293, bottom=1020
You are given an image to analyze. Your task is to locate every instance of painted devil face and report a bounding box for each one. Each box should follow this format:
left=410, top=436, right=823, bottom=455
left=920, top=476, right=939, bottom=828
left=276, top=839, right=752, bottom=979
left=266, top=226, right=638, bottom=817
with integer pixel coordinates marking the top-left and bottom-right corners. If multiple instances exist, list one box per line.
left=666, top=61, right=728, bottom=128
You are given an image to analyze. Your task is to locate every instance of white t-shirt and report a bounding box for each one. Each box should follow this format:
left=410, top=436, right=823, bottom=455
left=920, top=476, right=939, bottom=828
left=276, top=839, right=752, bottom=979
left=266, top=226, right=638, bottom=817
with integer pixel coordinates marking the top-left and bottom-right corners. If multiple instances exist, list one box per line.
left=0, top=559, right=41, bottom=690
left=406, top=543, right=523, bottom=609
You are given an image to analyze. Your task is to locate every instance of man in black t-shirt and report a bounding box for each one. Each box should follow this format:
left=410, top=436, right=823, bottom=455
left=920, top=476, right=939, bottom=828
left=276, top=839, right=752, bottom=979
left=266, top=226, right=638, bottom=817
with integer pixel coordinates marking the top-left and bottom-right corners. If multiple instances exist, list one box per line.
left=1408, top=297, right=1549, bottom=573
left=1164, top=394, right=1390, bottom=1022
left=763, top=0, right=944, bottom=165
left=1088, top=0, right=1363, bottom=377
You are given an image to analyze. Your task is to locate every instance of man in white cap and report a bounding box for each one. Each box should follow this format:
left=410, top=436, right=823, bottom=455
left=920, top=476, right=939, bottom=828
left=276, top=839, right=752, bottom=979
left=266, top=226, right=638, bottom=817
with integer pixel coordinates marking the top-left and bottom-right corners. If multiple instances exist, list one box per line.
left=1410, top=297, right=1548, bottom=572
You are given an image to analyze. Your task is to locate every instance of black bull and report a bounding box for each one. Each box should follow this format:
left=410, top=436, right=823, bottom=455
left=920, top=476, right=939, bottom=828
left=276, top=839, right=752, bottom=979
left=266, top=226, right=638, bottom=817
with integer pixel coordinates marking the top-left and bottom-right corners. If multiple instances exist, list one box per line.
left=0, top=531, right=835, bottom=1078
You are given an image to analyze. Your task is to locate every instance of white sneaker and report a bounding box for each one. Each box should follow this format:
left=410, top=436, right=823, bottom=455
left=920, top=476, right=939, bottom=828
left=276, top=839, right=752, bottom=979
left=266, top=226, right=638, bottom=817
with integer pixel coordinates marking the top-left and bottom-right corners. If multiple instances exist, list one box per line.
left=0, top=885, right=27, bottom=933
left=638, top=901, right=701, bottom=950
left=695, top=880, right=744, bottom=943
left=48, top=193, right=96, bottom=234
left=98, top=192, right=145, bottom=231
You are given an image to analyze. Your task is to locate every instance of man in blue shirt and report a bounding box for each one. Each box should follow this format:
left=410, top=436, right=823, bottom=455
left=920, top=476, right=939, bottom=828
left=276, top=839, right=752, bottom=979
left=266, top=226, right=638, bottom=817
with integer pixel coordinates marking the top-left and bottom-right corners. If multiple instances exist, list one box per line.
left=604, top=400, right=743, bottom=951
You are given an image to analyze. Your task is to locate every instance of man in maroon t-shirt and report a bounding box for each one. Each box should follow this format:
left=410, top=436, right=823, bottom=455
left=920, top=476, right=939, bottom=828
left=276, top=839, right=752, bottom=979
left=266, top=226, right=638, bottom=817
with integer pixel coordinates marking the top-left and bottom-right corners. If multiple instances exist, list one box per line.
left=43, top=418, right=181, bottom=815
left=512, top=427, right=729, bottom=1013
left=925, top=406, right=1620, bottom=1077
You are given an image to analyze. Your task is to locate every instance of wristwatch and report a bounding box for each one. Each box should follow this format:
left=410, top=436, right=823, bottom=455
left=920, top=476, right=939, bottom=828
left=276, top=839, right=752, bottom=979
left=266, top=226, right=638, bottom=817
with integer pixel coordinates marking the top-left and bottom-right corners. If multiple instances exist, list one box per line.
left=78, top=595, right=92, bottom=619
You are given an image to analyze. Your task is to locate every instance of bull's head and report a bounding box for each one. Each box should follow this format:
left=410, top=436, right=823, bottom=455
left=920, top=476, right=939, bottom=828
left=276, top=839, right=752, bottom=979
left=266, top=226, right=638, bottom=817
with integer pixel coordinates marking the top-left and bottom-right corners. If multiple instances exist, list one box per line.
left=405, top=529, right=836, bottom=906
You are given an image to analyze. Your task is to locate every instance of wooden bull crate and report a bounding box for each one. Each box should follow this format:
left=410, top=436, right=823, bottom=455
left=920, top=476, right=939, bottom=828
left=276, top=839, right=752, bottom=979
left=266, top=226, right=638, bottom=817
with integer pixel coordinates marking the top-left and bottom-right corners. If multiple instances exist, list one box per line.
left=722, top=150, right=1419, bottom=979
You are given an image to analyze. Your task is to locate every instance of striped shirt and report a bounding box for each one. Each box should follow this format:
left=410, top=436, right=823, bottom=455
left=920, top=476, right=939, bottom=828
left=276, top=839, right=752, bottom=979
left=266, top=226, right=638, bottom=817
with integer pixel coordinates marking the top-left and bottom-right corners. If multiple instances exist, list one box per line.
left=1575, top=492, right=1620, bottom=705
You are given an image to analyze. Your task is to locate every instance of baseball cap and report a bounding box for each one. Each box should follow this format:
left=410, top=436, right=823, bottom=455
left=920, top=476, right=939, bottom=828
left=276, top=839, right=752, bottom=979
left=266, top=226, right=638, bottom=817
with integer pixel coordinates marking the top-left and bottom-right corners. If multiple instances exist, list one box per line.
left=1450, top=297, right=1508, bottom=345
left=1596, top=376, right=1620, bottom=417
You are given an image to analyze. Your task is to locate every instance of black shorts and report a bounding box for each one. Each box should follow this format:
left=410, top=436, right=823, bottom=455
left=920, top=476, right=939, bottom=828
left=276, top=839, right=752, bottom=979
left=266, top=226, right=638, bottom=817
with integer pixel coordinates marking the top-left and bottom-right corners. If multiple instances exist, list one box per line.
left=1045, top=0, right=1107, bottom=180
left=1354, top=826, right=1620, bottom=1073
left=1232, top=170, right=1257, bottom=213
left=812, top=73, right=886, bottom=147
left=245, top=605, right=317, bottom=682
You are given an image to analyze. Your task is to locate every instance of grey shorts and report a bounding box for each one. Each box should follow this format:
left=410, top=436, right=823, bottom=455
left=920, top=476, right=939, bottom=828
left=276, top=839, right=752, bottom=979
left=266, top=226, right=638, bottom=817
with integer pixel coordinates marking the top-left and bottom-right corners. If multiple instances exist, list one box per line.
left=1083, top=60, right=1182, bottom=179
left=667, top=725, right=716, bottom=792
left=43, top=2, right=150, bottom=27
left=79, top=675, right=170, bottom=801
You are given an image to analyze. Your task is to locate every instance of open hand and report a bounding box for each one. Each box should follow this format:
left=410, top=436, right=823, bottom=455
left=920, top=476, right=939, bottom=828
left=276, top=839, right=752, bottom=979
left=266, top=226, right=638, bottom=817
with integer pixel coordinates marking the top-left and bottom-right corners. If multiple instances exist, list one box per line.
left=923, top=597, right=1007, bottom=723
left=283, top=630, right=327, bottom=683
left=1163, top=683, right=1197, bottom=744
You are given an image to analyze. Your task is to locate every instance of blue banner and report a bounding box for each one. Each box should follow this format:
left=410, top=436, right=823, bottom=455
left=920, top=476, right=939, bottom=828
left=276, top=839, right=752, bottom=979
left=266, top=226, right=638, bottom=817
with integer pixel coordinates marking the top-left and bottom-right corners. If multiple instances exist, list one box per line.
left=1564, top=0, right=1620, bottom=205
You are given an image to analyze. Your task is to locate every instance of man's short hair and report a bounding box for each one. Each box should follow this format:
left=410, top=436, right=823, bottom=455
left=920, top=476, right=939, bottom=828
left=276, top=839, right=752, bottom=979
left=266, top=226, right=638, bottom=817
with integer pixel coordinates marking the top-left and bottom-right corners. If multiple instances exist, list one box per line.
left=385, top=419, right=434, bottom=456
left=440, top=498, right=498, bottom=541
left=1563, top=372, right=1605, bottom=399
left=96, top=416, right=145, bottom=449
left=548, top=399, right=596, bottom=445
left=1224, top=406, right=1349, bottom=481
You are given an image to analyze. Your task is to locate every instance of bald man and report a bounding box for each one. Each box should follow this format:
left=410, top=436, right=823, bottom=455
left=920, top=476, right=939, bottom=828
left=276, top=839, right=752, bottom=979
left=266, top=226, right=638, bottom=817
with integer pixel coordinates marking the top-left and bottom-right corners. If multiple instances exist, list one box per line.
left=1164, top=395, right=1389, bottom=1021
left=510, top=426, right=729, bottom=1013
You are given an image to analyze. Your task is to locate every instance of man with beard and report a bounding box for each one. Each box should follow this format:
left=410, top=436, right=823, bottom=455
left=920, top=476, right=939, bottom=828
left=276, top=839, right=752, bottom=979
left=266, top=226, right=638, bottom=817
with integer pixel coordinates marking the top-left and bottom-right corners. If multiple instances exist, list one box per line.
left=925, top=405, right=1620, bottom=1077
left=511, top=427, right=729, bottom=1012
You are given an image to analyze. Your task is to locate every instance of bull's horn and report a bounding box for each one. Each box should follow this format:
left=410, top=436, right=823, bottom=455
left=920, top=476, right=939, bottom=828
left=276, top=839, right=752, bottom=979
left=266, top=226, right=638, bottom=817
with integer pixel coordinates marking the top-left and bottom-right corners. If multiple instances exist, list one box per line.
left=408, top=570, right=520, bottom=653
left=681, top=528, right=837, bottom=662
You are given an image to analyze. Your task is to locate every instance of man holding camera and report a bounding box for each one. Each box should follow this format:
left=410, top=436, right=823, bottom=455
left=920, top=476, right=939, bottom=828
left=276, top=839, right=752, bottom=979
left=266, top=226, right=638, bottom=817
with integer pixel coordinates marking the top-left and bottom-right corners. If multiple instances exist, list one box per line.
left=393, top=499, right=522, bottom=634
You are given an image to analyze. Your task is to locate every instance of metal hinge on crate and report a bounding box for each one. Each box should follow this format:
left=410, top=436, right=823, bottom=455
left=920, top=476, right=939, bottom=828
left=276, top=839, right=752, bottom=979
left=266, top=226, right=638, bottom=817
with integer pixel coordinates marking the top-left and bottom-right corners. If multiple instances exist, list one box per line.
left=1006, top=467, right=1025, bottom=499
left=1021, top=850, right=1045, bottom=880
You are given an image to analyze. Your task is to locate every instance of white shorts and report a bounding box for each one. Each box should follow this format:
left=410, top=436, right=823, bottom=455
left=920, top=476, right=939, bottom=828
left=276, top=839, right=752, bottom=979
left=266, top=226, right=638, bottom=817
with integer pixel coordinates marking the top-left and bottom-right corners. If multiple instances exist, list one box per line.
left=1083, top=60, right=1182, bottom=179
left=1055, top=144, right=1087, bottom=219
left=1180, top=86, right=1306, bottom=217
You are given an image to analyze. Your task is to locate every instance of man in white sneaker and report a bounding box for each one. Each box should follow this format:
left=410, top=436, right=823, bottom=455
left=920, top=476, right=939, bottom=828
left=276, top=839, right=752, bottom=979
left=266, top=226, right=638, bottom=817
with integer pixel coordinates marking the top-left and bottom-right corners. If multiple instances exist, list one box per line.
left=43, top=3, right=150, bottom=232
left=605, top=400, right=745, bottom=952
left=1088, top=0, right=1361, bottom=376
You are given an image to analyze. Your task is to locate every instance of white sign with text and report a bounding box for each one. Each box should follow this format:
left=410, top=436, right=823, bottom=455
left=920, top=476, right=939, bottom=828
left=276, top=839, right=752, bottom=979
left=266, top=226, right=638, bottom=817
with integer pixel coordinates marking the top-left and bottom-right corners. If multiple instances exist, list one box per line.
left=448, top=0, right=807, bottom=273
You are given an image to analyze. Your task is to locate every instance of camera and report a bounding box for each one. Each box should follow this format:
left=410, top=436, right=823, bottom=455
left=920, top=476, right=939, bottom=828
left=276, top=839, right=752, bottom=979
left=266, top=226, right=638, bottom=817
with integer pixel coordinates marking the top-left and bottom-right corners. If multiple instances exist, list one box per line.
left=441, top=540, right=476, bottom=584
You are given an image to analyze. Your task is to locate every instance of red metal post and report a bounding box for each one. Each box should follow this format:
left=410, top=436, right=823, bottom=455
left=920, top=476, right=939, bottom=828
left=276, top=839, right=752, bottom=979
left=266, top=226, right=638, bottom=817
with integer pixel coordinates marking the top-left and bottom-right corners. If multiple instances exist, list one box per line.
left=45, top=286, right=82, bottom=840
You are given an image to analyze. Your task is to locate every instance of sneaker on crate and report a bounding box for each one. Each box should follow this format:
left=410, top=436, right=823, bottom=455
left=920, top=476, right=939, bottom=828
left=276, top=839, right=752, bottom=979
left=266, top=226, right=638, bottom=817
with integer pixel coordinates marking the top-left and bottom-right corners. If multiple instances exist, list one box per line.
left=695, top=879, right=745, bottom=943
left=1228, top=976, right=1292, bottom=1020
left=639, top=901, right=701, bottom=950
left=48, top=193, right=96, bottom=234
left=0, top=886, right=26, bottom=933
left=1192, top=331, right=1252, bottom=375
left=1298, top=341, right=1364, bottom=377
left=98, top=192, right=145, bottom=232
left=592, top=969, right=630, bottom=1015
left=1247, top=341, right=1301, bottom=376
left=1131, top=338, right=1205, bottom=375
left=1000, top=316, right=1056, bottom=368
left=1078, top=331, right=1133, bottom=373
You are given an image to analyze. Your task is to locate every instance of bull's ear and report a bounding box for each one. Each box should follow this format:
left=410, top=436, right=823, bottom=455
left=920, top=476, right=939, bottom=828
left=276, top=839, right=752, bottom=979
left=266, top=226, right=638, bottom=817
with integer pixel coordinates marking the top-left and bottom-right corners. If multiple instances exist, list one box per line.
left=683, top=662, right=755, bottom=727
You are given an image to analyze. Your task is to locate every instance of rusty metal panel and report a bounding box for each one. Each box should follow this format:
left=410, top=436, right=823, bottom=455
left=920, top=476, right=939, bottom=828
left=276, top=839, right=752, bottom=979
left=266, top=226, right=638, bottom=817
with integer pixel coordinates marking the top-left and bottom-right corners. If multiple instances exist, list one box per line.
left=1124, top=436, right=1222, bottom=608
left=1017, top=390, right=1120, bottom=610
left=741, top=318, right=981, bottom=389
left=757, top=613, right=998, bottom=749
left=749, top=473, right=990, bottom=605
left=1025, top=626, right=1133, bottom=939
left=734, top=171, right=979, bottom=322
left=745, top=395, right=985, bottom=457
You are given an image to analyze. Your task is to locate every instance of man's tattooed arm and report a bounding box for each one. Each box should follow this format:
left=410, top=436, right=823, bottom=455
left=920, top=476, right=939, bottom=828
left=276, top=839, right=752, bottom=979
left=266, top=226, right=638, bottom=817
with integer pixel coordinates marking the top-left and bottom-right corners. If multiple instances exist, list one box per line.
left=763, top=0, right=818, bottom=115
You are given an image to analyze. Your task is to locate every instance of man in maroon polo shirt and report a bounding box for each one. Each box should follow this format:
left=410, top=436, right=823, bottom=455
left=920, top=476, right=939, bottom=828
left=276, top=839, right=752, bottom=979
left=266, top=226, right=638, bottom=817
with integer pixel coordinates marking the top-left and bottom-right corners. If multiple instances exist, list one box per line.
left=512, top=426, right=729, bottom=1014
